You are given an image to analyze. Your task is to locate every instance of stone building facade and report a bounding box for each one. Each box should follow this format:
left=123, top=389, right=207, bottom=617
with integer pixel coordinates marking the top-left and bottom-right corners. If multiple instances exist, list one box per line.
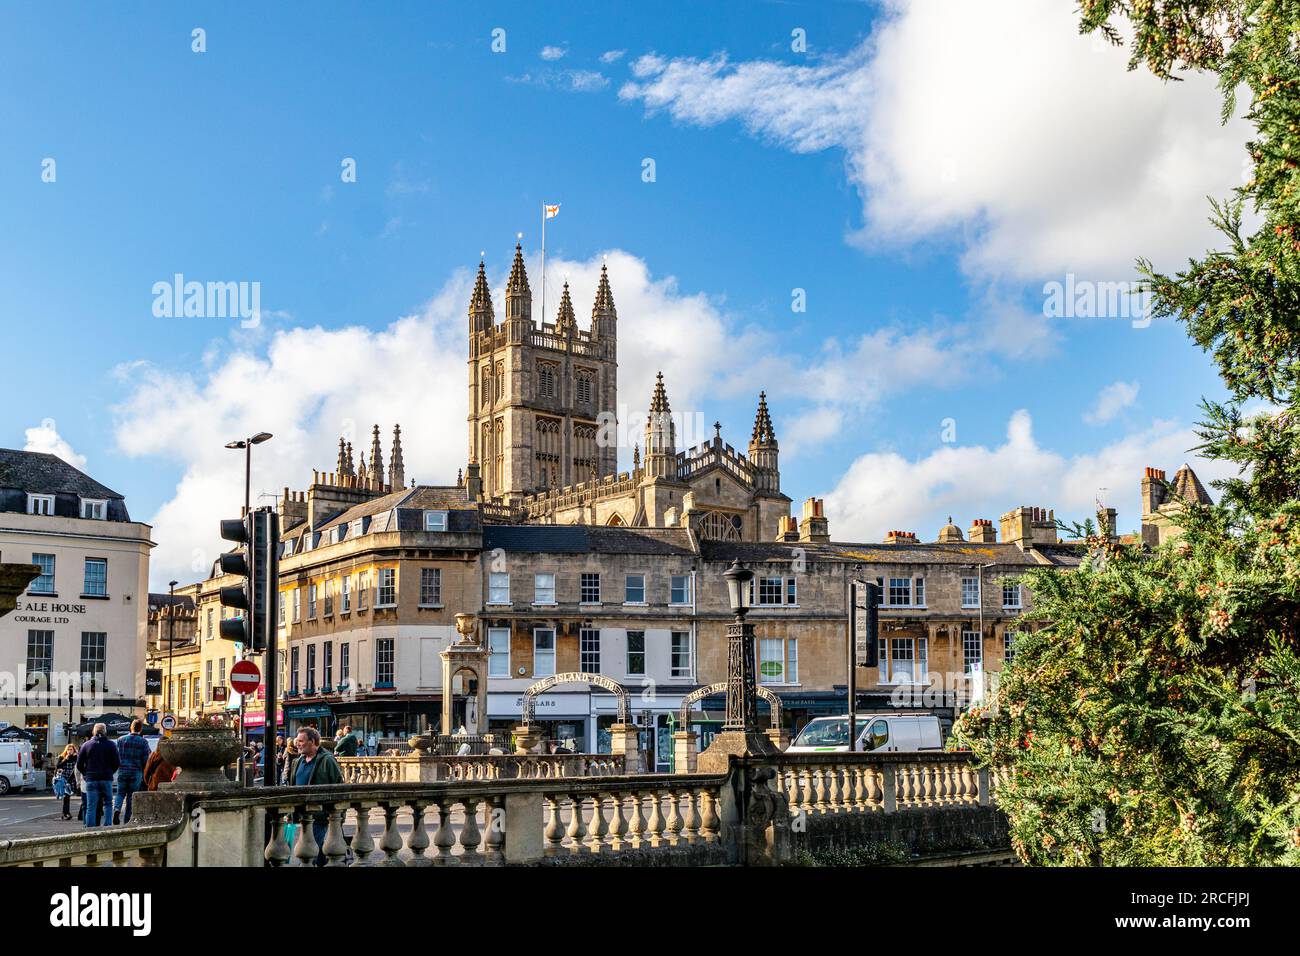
left=0, top=449, right=153, bottom=753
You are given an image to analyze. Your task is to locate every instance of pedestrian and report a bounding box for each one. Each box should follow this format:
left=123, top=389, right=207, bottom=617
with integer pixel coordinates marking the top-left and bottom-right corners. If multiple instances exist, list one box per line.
left=141, top=745, right=176, bottom=792
left=278, top=737, right=297, bottom=785
left=113, top=719, right=150, bottom=825
left=75, top=723, right=119, bottom=828
left=334, top=723, right=359, bottom=758
left=284, top=727, right=343, bottom=865
left=366, top=731, right=377, bottom=756
left=54, top=744, right=78, bottom=820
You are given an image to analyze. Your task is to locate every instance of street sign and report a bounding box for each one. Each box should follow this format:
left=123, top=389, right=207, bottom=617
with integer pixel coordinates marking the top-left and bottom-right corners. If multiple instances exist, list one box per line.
left=212, top=686, right=229, bottom=703
left=161, top=714, right=177, bottom=731
left=145, top=668, right=163, bottom=695
left=230, top=659, right=261, bottom=695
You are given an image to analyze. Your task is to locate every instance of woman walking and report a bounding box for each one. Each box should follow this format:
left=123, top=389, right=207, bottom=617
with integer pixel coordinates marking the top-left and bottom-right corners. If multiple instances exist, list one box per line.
left=53, top=744, right=78, bottom=820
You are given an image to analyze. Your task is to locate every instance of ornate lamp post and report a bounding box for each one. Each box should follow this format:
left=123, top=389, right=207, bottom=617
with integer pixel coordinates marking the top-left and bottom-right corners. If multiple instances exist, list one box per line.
left=698, top=559, right=779, bottom=773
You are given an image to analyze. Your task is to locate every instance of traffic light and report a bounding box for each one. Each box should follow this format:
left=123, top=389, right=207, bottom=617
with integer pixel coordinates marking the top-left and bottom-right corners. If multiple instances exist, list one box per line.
left=217, top=507, right=278, bottom=652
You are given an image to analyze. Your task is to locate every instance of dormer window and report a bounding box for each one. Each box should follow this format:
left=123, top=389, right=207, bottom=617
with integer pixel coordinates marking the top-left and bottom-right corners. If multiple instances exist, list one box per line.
left=283, top=538, right=295, bottom=557
left=423, top=510, right=448, bottom=532
left=350, top=518, right=364, bottom=538
left=27, top=494, right=54, bottom=516
left=80, top=498, right=107, bottom=520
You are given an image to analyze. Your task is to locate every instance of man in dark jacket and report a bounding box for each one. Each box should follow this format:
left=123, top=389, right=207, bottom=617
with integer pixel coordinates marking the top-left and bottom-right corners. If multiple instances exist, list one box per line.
left=76, top=723, right=120, bottom=828
left=286, top=727, right=344, bottom=864
left=334, top=723, right=359, bottom=758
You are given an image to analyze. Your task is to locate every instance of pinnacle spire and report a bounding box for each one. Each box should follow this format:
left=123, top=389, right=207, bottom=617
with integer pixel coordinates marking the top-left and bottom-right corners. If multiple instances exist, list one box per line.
left=345, top=441, right=355, bottom=477
left=369, top=424, right=384, bottom=487
left=506, top=243, right=530, bottom=297
left=649, top=371, right=671, bottom=414
left=592, top=262, right=616, bottom=319
left=389, top=424, right=406, bottom=489
left=751, top=391, right=776, bottom=445
left=469, top=258, right=494, bottom=320
left=357, top=449, right=368, bottom=481
left=556, top=280, right=576, bottom=333
left=337, top=437, right=348, bottom=476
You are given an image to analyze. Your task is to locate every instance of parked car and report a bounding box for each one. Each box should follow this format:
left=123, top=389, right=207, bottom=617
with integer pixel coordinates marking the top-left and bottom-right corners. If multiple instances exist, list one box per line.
left=0, top=739, right=40, bottom=794
left=786, top=713, right=944, bottom=753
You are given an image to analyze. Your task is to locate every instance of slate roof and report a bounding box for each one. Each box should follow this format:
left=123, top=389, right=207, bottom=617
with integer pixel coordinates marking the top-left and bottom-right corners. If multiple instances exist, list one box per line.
left=0, top=448, right=130, bottom=521
left=699, top=539, right=1043, bottom=567
left=484, top=525, right=695, bottom=555
left=284, top=485, right=479, bottom=546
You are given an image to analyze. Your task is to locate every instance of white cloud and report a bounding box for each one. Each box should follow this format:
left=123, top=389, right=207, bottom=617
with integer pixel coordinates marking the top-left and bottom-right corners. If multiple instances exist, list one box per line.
left=619, top=0, right=1250, bottom=283
left=822, top=409, right=1234, bottom=543
left=540, top=45, right=567, bottom=61
left=601, top=49, right=626, bottom=64
left=23, top=420, right=87, bottom=470
left=1084, top=380, right=1140, bottom=425
left=507, top=69, right=609, bottom=93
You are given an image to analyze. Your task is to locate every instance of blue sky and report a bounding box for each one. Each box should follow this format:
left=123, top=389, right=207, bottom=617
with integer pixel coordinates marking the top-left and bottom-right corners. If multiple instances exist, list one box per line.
left=0, top=2, right=1246, bottom=586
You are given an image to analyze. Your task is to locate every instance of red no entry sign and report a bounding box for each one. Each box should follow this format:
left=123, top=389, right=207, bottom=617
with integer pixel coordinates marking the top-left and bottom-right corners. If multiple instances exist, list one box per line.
left=230, top=659, right=261, bottom=695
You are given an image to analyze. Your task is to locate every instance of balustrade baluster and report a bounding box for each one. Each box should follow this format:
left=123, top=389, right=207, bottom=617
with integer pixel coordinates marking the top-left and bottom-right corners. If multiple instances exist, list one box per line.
left=586, top=792, right=609, bottom=853
left=406, top=801, right=431, bottom=866
left=606, top=791, right=627, bottom=851
left=680, top=788, right=700, bottom=844
left=379, top=803, right=405, bottom=866
left=459, top=797, right=483, bottom=860
left=565, top=793, right=588, bottom=852
left=432, top=800, right=456, bottom=865
left=350, top=803, right=376, bottom=865
left=293, top=806, right=320, bottom=866
left=483, top=795, right=506, bottom=864
left=813, top=768, right=828, bottom=814
left=543, top=795, right=565, bottom=855
left=627, top=791, right=646, bottom=849
left=826, top=766, right=843, bottom=812
left=664, top=789, right=683, bottom=846
left=264, top=809, right=292, bottom=867
left=322, top=805, right=349, bottom=866
left=646, top=789, right=666, bottom=847
left=699, top=787, right=720, bottom=843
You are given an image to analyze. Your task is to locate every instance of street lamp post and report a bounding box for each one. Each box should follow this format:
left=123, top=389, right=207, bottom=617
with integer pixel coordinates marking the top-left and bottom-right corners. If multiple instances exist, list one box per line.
left=166, top=579, right=177, bottom=715
left=697, top=559, right=779, bottom=773
left=225, top=432, right=272, bottom=782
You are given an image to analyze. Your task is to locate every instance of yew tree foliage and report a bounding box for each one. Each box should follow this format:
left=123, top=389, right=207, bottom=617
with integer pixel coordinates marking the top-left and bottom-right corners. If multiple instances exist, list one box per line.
left=953, top=2, right=1300, bottom=864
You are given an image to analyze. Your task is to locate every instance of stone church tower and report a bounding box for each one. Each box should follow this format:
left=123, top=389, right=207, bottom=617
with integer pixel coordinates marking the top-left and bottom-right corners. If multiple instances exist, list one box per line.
left=466, top=245, right=618, bottom=502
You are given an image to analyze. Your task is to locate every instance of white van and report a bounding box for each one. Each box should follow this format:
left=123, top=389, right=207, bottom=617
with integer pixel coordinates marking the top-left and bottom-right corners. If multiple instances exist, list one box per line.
left=787, top=713, right=944, bottom=754
left=0, top=740, right=40, bottom=794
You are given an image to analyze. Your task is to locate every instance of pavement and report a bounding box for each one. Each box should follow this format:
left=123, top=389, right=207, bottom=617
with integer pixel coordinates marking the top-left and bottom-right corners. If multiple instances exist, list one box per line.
left=0, top=790, right=87, bottom=840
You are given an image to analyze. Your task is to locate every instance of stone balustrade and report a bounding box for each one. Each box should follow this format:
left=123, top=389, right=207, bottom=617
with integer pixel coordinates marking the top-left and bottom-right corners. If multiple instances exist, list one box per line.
left=774, top=753, right=994, bottom=816
left=337, top=753, right=628, bottom=785
left=0, top=822, right=178, bottom=868
left=0, top=754, right=1012, bottom=867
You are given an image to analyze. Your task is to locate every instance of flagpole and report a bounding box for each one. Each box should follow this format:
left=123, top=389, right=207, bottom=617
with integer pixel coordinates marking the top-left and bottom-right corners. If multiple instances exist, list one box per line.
left=540, top=202, right=546, bottom=328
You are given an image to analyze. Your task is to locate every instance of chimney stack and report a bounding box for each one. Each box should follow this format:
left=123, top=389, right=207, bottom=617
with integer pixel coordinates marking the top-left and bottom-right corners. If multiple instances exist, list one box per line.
left=798, top=497, right=830, bottom=543
left=967, top=518, right=997, bottom=543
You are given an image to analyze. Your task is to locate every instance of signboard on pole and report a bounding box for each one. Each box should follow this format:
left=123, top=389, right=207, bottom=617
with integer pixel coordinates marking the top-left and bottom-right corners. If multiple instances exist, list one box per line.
left=850, top=580, right=880, bottom=668
left=230, top=660, right=261, bottom=695
left=145, top=668, right=163, bottom=695
left=161, top=714, right=176, bottom=731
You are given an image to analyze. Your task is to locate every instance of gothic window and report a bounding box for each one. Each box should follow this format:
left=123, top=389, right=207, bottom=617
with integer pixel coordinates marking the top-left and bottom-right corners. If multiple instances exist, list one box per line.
left=535, top=416, right=562, bottom=489
left=698, top=511, right=742, bottom=541
left=572, top=422, right=597, bottom=481
left=576, top=370, right=593, bottom=405
left=493, top=418, right=505, bottom=493
left=495, top=362, right=505, bottom=400
left=538, top=362, right=557, bottom=399
left=481, top=365, right=492, bottom=406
